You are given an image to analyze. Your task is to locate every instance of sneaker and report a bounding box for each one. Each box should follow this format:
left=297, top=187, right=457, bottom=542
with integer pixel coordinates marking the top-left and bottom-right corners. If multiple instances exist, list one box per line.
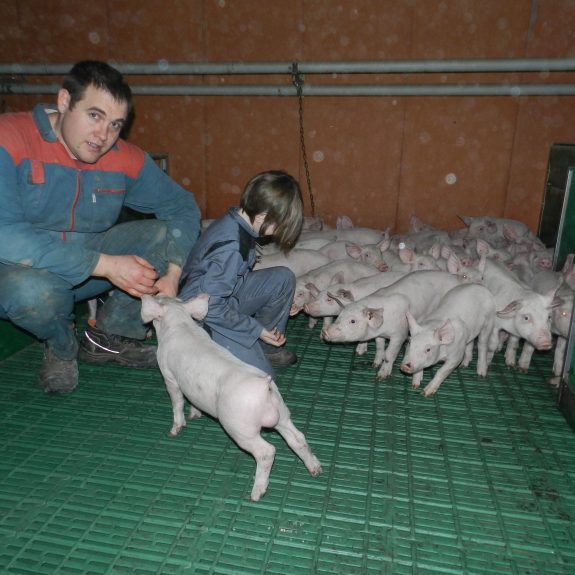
left=78, top=325, right=157, bottom=368
left=38, top=346, right=79, bottom=394
left=265, top=348, right=298, bottom=368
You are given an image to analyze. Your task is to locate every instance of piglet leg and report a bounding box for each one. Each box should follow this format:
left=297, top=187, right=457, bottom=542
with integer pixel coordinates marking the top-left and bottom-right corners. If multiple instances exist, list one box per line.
left=187, top=404, right=203, bottom=420
left=377, top=336, right=404, bottom=380
left=233, top=434, right=276, bottom=502
left=275, top=417, right=323, bottom=477
left=422, top=358, right=460, bottom=396
left=164, top=374, right=186, bottom=436
left=461, top=341, right=473, bottom=367
left=411, top=370, right=424, bottom=390
left=504, top=335, right=519, bottom=368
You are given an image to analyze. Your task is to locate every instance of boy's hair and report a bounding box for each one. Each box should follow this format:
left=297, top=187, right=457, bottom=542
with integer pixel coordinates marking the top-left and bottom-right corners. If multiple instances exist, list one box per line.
left=240, top=170, right=304, bottom=251
left=62, top=60, right=133, bottom=117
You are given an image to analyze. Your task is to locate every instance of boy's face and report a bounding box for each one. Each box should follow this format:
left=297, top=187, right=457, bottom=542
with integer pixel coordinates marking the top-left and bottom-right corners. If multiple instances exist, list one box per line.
left=54, top=84, right=128, bottom=164
left=253, top=213, right=277, bottom=236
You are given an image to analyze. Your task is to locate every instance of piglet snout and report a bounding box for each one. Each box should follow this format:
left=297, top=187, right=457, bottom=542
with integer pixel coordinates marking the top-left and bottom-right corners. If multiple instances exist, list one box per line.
left=400, top=362, right=413, bottom=374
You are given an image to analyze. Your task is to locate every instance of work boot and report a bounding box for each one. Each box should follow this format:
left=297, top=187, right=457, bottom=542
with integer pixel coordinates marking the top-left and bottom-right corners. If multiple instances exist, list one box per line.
left=265, top=348, right=298, bottom=368
left=78, top=325, right=157, bottom=368
left=38, top=345, right=79, bottom=394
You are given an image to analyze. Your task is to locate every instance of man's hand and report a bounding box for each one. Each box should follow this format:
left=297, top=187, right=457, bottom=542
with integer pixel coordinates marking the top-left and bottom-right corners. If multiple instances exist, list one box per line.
left=93, top=254, right=159, bottom=298
left=260, top=327, right=287, bottom=348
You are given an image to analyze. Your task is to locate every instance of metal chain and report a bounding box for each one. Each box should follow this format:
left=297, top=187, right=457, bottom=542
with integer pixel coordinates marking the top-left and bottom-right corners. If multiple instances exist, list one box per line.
left=291, top=62, right=316, bottom=217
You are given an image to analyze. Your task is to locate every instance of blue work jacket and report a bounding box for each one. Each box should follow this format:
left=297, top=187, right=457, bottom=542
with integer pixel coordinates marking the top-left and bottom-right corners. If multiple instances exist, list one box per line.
left=0, top=104, right=201, bottom=285
left=179, top=208, right=263, bottom=347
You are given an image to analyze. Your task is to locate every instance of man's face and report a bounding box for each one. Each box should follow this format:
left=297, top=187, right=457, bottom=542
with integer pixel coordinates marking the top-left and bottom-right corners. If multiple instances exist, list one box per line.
left=55, top=84, right=129, bottom=164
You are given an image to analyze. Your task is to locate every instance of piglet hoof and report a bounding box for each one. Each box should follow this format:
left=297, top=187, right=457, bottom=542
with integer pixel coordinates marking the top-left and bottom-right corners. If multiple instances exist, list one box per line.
left=421, top=387, right=436, bottom=397
left=168, top=423, right=185, bottom=437
left=547, top=376, right=561, bottom=387
left=250, top=486, right=267, bottom=502
left=516, top=367, right=528, bottom=374
left=355, top=342, right=368, bottom=356
left=310, top=462, right=323, bottom=477
left=187, top=405, right=202, bottom=420
left=410, top=382, right=420, bottom=390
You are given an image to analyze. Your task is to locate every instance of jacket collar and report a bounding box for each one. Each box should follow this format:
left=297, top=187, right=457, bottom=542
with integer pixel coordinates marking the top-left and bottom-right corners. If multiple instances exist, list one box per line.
left=228, top=207, right=259, bottom=238
left=32, top=104, right=58, bottom=143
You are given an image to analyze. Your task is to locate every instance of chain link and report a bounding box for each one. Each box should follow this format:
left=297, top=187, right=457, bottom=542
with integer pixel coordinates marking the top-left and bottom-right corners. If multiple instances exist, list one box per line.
left=292, top=62, right=316, bottom=217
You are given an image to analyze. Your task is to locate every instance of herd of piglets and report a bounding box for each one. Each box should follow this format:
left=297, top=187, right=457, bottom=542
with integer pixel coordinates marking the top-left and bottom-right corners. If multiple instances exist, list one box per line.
left=256, top=213, right=573, bottom=395
left=143, top=213, right=572, bottom=501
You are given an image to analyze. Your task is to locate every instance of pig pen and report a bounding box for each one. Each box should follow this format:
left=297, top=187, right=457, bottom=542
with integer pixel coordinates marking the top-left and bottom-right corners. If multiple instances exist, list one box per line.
left=0, top=309, right=574, bottom=575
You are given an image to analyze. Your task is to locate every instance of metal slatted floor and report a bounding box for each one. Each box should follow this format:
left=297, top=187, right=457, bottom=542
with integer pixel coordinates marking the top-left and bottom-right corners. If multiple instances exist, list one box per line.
left=1, top=315, right=574, bottom=574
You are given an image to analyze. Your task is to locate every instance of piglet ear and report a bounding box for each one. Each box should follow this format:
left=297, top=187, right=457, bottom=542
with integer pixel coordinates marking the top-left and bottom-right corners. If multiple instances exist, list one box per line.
left=306, top=282, right=320, bottom=298
left=330, top=272, right=345, bottom=285
left=365, top=307, right=384, bottom=328
left=429, top=242, right=441, bottom=260
left=337, top=215, right=354, bottom=229
left=436, top=319, right=455, bottom=344
left=477, top=254, right=486, bottom=276
left=327, top=292, right=345, bottom=309
left=377, top=237, right=391, bottom=253
left=345, top=242, right=362, bottom=259
left=502, top=223, right=519, bottom=242
left=496, top=300, right=522, bottom=318
left=183, top=293, right=209, bottom=320
left=475, top=238, right=490, bottom=257
left=338, top=289, right=354, bottom=302
left=140, top=294, right=164, bottom=324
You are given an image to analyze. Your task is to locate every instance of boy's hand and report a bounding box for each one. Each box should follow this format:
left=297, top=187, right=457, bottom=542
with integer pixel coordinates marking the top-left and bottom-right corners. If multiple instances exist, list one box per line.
left=154, top=263, right=182, bottom=298
left=260, top=327, right=286, bottom=347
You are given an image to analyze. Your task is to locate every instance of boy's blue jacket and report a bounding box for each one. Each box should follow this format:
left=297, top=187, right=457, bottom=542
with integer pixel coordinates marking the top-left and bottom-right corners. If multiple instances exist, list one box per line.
left=179, top=208, right=263, bottom=347
left=0, top=104, right=201, bottom=285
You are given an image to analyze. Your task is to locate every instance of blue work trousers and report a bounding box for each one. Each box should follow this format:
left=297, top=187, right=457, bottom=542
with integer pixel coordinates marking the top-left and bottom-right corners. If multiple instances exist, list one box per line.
left=0, top=220, right=170, bottom=360
left=208, top=266, right=295, bottom=378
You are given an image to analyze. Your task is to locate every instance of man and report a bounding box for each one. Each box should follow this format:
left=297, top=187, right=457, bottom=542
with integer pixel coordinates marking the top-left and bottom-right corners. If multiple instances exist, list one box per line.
left=0, top=60, right=201, bottom=394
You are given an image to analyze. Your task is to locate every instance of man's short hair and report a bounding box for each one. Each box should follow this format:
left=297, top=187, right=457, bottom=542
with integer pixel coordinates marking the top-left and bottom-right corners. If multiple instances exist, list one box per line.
left=62, top=60, right=133, bottom=118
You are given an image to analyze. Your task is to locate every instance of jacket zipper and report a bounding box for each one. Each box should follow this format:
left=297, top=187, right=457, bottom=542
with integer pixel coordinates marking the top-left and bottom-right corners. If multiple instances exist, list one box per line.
left=64, top=171, right=82, bottom=240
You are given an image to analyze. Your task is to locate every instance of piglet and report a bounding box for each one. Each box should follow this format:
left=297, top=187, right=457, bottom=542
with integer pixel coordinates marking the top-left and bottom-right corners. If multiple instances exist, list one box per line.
left=400, top=283, right=498, bottom=396
left=141, top=294, right=322, bottom=502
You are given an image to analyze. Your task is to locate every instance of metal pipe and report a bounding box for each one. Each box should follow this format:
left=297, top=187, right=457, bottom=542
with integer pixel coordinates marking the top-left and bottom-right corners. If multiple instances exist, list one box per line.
left=4, top=83, right=575, bottom=97
left=3, top=58, right=575, bottom=76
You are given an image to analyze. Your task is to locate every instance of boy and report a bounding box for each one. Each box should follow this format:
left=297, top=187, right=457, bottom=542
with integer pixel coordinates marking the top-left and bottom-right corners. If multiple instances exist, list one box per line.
left=178, top=170, right=303, bottom=376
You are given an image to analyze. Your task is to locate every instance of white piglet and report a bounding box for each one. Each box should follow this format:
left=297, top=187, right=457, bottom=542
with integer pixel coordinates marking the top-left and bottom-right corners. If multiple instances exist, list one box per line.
left=141, top=294, right=322, bottom=502
left=400, top=283, right=498, bottom=396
